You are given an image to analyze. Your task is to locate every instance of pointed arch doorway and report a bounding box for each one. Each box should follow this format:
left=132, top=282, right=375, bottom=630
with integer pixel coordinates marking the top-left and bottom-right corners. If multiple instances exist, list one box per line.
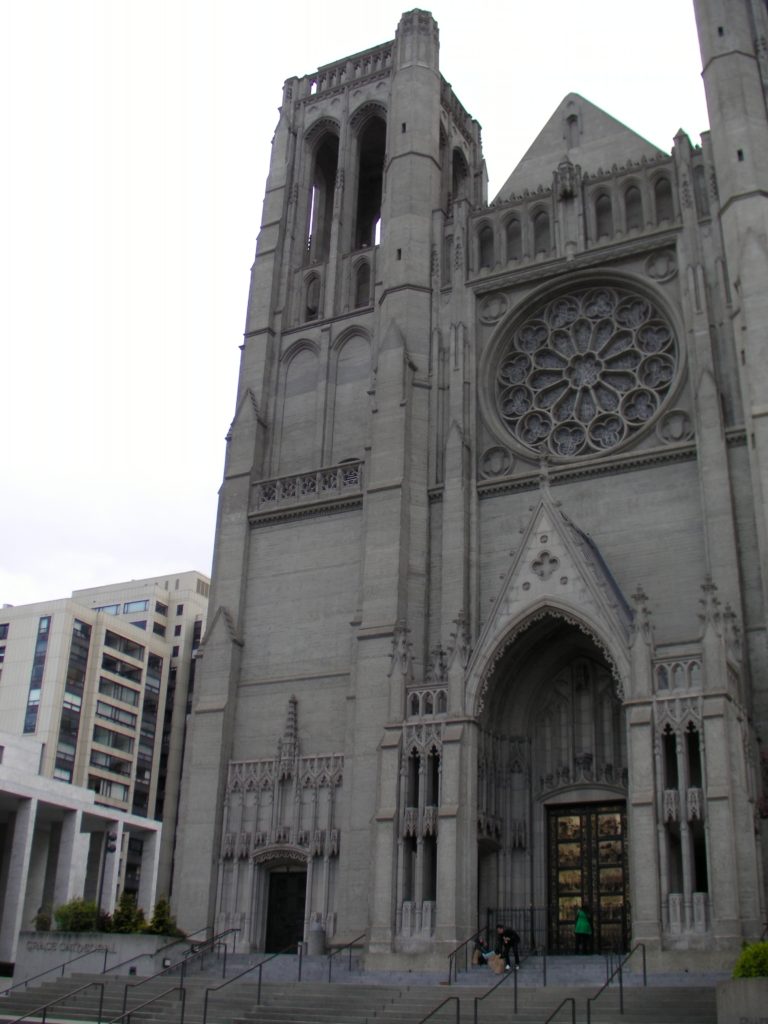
left=476, top=613, right=630, bottom=953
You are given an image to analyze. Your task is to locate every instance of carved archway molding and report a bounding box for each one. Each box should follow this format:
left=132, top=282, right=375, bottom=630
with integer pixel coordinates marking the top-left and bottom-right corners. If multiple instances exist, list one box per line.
left=468, top=600, right=629, bottom=717
left=252, top=844, right=310, bottom=867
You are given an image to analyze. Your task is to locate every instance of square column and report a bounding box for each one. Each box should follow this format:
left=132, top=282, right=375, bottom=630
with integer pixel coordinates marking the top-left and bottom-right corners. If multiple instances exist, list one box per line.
left=53, top=810, right=87, bottom=907
left=136, top=829, right=161, bottom=912
left=0, top=797, right=38, bottom=963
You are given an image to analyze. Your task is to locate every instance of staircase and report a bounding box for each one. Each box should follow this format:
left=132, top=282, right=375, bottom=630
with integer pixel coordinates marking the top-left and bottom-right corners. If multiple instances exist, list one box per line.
left=0, top=958, right=721, bottom=1024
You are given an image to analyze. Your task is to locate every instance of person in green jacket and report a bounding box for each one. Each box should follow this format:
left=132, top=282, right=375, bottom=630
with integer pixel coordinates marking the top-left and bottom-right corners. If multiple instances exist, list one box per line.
left=574, top=904, right=593, bottom=954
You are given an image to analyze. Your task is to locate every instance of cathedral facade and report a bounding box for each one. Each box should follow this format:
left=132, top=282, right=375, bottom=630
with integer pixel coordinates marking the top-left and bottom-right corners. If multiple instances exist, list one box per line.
left=173, top=1, right=768, bottom=967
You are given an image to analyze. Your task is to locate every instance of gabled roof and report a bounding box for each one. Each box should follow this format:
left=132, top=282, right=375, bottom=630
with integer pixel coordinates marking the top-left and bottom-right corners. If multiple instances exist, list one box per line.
left=495, top=93, right=666, bottom=202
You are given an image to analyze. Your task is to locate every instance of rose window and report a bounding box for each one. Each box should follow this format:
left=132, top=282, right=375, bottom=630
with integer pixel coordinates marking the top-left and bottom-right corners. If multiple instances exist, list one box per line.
left=495, top=286, right=678, bottom=459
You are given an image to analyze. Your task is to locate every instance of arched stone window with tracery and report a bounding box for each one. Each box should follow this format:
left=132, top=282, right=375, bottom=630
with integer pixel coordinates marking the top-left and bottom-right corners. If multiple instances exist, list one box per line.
left=595, top=193, right=613, bottom=239
left=624, top=185, right=643, bottom=231
left=478, top=224, right=494, bottom=269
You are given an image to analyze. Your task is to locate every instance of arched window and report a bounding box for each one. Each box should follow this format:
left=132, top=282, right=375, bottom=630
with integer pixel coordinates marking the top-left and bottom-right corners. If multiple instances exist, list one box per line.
left=533, top=209, right=551, bottom=253
left=506, top=218, right=522, bottom=261
left=279, top=346, right=318, bottom=474
left=478, top=224, right=494, bottom=269
left=330, top=333, right=370, bottom=463
left=305, top=275, right=320, bottom=321
left=655, top=176, right=674, bottom=224
left=595, top=193, right=613, bottom=239
left=354, top=116, right=386, bottom=249
left=354, top=261, right=371, bottom=308
left=451, top=148, right=469, bottom=209
left=624, top=186, right=643, bottom=231
left=566, top=113, right=579, bottom=150
left=307, top=133, right=339, bottom=262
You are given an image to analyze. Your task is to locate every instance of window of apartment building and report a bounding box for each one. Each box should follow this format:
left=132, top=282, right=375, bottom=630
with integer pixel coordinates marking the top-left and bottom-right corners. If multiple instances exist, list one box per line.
left=176, top=604, right=184, bottom=615
left=96, top=700, right=137, bottom=728
left=104, top=630, right=145, bottom=662
left=93, top=724, right=134, bottom=753
left=101, top=653, right=142, bottom=684
left=24, top=616, right=51, bottom=733
left=98, top=676, right=140, bottom=707
left=131, top=620, right=147, bottom=630
left=0, top=623, right=9, bottom=640
left=54, top=619, right=92, bottom=781
left=123, top=600, right=149, bottom=614
left=172, top=646, right=179, bottom=657
left=90, top=749, right=132, bottom=776
left=196, top=580, right=209, bottom=597
left=173, top=624, right=182, bottom=637
left=152, top=622, right=166, bottom=638
left=155, top=601, right=168, bottom=616
left=95, top=604, right=120, bottom=615
left=88, top=775, right=129, bottom=802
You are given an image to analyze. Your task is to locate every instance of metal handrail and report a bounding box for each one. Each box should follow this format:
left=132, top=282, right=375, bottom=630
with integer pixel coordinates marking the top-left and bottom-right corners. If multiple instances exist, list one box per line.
left=447, top=926, right=488, bottom=984
left=5, top=979, right=105, bottom=1024
left=416, top=995, right=460, bottom=1024
left=120, top=939, right=228, bottom=1017
left=201, top=940, right=301, bottom=1022
left=327, top=932, right=365, bottom=982
left=586, top=942, right=646, bottom=1023
left=108, top=984, right=184, bottom=1024
left=0, top=947, right=109, bottom=996
left=544, top=997, right=576, bottom=1024
left=472, top=956, right=520, bottom=1022
left=102, top=924, right=214, bottom=975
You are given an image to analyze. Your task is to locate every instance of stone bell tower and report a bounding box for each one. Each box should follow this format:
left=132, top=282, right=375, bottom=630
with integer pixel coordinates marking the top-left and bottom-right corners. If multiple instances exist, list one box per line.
left=172, top=9, right=486, bottom=957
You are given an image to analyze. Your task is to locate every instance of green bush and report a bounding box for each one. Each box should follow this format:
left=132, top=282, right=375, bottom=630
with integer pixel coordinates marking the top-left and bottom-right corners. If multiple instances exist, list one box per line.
left=54, top=898, right=99, bottom=932
left=111, top=891, right=146, bottom=933
left=732, top=941, right=768, bottom=978
left=143, top=897, right=184, bottom=937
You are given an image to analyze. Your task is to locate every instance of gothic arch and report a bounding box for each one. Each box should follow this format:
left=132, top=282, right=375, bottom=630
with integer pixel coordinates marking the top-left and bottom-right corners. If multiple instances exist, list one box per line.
left=465, top=598, right=629, bottom=720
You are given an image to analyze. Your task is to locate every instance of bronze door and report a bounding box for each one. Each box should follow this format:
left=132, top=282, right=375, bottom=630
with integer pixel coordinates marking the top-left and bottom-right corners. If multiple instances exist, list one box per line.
left=548, top=803, right=629, bottom=953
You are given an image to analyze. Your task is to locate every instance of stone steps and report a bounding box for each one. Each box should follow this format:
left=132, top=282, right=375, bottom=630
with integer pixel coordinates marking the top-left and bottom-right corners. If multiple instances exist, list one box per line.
left=0, top=969, right=718, bottom=1024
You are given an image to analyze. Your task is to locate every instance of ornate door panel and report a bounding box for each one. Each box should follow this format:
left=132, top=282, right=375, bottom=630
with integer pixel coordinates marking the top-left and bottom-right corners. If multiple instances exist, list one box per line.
left=548, top=803, right=629, bottom=953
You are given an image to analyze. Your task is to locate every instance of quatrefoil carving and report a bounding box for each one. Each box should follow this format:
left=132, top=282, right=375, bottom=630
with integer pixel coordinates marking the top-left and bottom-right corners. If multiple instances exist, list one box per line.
left=532, top=550, right=559, bottom=580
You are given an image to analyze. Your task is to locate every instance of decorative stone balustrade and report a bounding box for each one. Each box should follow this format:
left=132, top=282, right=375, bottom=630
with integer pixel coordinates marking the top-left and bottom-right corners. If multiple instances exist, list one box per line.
left=251, top=461, right=363, bottom=516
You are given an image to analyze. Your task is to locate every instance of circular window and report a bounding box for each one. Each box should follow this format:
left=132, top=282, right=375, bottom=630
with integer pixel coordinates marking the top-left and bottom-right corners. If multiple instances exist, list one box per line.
left=492, top=284, right=679, bottom=460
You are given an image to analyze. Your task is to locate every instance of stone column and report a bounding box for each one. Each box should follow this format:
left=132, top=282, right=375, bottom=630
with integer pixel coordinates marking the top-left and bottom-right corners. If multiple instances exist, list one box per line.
left=136, top=829, right=160, bottom=914
left=0, top=797, right=37, bottom=963
left=53, top=809, right=85, bottom=908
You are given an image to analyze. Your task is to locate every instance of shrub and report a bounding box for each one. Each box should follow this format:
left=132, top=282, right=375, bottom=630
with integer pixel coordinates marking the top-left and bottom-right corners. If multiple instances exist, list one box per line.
left=144, top=897, right=184, bottom=937
left=732, top=941, right=768, bottom=978
left=54, top=899, right=99, bottom=932
left=33, top=909, right=51, bottom=932
left=111, top=891, right=146, bottom=933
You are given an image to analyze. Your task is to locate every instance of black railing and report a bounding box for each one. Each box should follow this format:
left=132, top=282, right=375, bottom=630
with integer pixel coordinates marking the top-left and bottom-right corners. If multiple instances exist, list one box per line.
left=586, top=942, right=646, bottom=1023
left=5, top=979, right=105, bottom=1024
left=447, top=926, right=489, bottom=984
left=327, top=932, right=365, bottom=982
left=102, top=925, right=213, bottom=977
left=545, top=997, right=576, bottom=1024
left=0, top=947, right=109, bottom=996
left=201, top=941, right=301, bottom=1023
left=416, top=995, right=460, bottom=1024
left=108, top=985, right=184, bottom=1024
left=472, top=958, right=519, bottom=1021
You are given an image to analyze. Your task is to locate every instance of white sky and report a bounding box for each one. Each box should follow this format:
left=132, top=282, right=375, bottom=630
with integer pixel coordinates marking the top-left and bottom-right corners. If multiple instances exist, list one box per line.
left=0, top=0, right=709, bottom=607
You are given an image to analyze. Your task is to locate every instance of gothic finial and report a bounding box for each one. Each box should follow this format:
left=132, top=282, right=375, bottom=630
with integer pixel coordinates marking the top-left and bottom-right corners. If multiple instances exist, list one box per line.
left=698, top=576, right=722, bottom=629
left=425, top=645, right=448, bottom=684
left=447, top=609, right=472, bottom=669
left=630, top=585, right=654, bottom=646
left=388, top=620, right=414, bottom=680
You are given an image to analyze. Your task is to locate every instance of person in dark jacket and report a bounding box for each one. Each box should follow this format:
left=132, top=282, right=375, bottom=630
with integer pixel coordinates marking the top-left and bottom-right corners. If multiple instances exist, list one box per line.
left=495, top=923, right=521, bottom=970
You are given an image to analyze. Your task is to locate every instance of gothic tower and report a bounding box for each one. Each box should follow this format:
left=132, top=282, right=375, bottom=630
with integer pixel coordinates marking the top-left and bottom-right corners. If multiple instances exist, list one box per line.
left=173, top=4, right=767, bottom=968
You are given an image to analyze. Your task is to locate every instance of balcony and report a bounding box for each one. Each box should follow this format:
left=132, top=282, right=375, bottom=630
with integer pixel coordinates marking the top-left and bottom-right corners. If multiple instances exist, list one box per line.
left=250, top=461, right=364, bottom=523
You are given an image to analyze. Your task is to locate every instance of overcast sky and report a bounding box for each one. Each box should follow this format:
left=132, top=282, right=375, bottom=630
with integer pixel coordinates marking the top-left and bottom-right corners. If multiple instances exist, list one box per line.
left=0, top=0, right=709, bottom=607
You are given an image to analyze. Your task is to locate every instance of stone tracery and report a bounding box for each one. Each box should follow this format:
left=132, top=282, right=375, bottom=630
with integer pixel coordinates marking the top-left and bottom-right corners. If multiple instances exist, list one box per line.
left=495, top=285, right=679, bottom=459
